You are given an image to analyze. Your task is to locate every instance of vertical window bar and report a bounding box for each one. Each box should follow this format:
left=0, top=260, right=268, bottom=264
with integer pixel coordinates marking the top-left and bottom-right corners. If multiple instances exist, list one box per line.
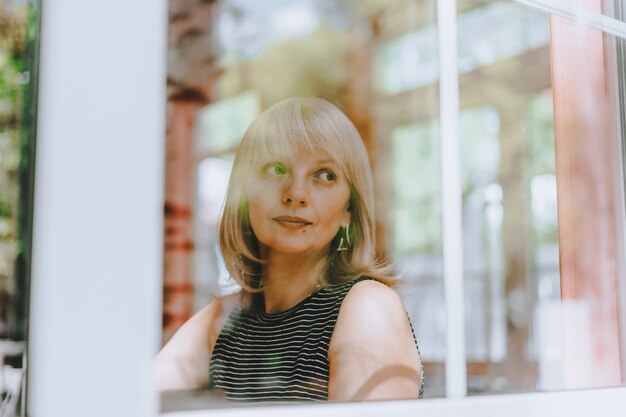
left=437, top=0, right=467, bottom=398
left=614, top=0, right=626, bottom=385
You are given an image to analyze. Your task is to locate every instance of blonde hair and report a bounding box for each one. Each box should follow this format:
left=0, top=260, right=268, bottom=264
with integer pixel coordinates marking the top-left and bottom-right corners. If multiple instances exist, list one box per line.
left=218, top=97, right=397, bottom=309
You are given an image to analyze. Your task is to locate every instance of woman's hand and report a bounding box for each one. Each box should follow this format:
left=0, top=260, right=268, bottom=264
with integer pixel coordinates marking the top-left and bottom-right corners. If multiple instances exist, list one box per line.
left=328, top=280, right=423, bottom=401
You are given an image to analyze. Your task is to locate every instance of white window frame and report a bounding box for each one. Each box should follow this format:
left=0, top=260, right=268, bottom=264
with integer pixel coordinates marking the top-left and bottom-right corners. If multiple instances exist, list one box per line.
left=28, top=0, right=626, bottom=416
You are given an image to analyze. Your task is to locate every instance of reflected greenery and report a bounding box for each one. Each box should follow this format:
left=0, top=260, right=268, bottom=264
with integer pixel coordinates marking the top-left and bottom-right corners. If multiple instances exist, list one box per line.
left=0, top=0, right=39, bottom=341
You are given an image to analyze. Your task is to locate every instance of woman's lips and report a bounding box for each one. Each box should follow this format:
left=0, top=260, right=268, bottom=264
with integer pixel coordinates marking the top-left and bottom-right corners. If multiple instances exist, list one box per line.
left=273, top=216, right=312, bottom=230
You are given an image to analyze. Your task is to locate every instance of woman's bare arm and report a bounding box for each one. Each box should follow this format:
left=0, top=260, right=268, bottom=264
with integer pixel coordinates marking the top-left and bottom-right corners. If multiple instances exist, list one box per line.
left=154, top=300, right=223, bottom=391
left=328, top=280, right=423, bottom=401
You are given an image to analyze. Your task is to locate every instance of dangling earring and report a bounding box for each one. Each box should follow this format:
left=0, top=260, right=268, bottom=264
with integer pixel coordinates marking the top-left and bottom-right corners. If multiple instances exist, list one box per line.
left=337, top=223, right=351, bottom=252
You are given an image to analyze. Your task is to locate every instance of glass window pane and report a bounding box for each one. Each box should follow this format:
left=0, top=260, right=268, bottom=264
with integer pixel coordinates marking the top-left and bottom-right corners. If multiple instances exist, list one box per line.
left=160, top=0, right=626, bottom=409
left=0, top=0, right=40, bottom=415
left=161, top=0, right=444, bottom=406
left=458, top=0, right=626, bottom=394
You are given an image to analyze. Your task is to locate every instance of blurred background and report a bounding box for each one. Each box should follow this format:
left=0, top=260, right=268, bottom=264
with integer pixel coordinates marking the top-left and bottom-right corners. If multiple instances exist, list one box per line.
left=160, top=0, right=626, bottom=399
left=0, top=0, right=37, bottom=415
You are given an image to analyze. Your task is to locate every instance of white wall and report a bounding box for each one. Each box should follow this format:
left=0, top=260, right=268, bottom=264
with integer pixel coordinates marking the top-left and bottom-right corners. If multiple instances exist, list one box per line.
left=28, top=1, right=167, bottom=416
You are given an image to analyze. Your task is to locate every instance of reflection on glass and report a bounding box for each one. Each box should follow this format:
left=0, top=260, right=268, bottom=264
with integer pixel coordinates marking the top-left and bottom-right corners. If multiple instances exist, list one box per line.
left=458, top=0, right=625, bottom=393
left=457, top=0, right=558, bottom=394
left=162, top=0, right=441, bottom=404
left=0, top=0, right=39, bottom=416
left=159, top=97, right=424, bottom=401
left=390, top=119, right=445, bottom=393
left=161, top=0, right=626, bottom=408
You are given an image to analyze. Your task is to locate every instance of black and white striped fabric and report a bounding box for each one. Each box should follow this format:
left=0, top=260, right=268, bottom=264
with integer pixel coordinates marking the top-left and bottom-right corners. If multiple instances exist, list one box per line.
left=209, top=277, right=424, bottom=403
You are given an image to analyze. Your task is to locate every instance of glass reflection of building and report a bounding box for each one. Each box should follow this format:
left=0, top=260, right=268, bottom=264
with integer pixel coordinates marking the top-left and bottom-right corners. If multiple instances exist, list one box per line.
left=162, top=0, right=626, bottom=399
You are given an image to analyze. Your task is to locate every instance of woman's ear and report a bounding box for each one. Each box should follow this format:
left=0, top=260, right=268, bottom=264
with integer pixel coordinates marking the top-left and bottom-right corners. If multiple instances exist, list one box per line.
left=341, top=208, right=352, bottom=227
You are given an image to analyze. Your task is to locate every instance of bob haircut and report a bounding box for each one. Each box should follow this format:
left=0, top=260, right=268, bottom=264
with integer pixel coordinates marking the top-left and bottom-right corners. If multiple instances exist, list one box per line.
left=219, top=97, right=397, bottom=309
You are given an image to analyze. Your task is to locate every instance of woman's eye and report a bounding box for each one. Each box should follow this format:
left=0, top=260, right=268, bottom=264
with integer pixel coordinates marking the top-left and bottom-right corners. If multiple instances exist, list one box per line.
left=316, top=170, right=336, bottom=182
left=264, top=164, right=286, bottom=176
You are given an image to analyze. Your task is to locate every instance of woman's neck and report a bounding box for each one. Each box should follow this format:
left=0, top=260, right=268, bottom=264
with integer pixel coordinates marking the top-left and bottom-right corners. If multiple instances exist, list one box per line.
left=261, top=251, right=327, bottom=314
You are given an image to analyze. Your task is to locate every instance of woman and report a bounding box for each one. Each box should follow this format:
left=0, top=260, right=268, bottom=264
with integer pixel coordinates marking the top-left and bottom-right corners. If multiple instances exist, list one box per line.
left=156, top=97, right=423, bottom=402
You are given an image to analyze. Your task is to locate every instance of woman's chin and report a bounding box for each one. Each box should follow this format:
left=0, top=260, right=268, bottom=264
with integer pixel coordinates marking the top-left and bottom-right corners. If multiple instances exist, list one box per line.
left=265, top=243, right=328, bottom=258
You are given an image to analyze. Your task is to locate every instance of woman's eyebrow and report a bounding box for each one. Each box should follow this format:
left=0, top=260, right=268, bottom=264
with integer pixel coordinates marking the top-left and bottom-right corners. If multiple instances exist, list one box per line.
left=316, top=159, right=338, bottom=165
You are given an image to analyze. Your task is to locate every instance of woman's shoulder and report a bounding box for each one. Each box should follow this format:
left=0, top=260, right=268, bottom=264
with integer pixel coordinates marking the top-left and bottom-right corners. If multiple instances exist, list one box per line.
left=157, top=292, right=242, bottom=357
left=331, top=277, right=416, bottom=364
left=339, top=278, right=405, bottom=324
left=328, top=278, right=422, bottom=400
left=155, top=292, right=240, bottom=391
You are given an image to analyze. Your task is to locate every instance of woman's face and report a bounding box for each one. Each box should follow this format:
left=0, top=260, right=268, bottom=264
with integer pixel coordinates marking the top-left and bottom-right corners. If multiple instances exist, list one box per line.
left=245, top=148, right=351, bottom=258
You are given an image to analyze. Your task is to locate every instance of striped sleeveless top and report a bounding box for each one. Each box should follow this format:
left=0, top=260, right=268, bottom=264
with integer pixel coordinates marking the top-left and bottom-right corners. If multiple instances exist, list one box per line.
left=209, top=277, right=424, bottom=403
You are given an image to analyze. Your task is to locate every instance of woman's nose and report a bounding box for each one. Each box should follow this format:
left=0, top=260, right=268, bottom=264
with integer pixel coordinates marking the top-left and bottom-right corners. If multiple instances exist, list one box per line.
left=282, top=176, right=308, bottom=206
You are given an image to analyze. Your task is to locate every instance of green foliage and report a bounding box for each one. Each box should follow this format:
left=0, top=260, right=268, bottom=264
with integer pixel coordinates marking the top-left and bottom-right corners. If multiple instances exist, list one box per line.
left=0, top=195, right=10, bottom=218
left=527, top=90, right=556, bottom=176
left=391, top=120, right=441, bottom=255
left=527, top=90, right=558, bottom=243
left=0, top=1, right=37, bottom=340
left=390, top=107, right=502, bottom=256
